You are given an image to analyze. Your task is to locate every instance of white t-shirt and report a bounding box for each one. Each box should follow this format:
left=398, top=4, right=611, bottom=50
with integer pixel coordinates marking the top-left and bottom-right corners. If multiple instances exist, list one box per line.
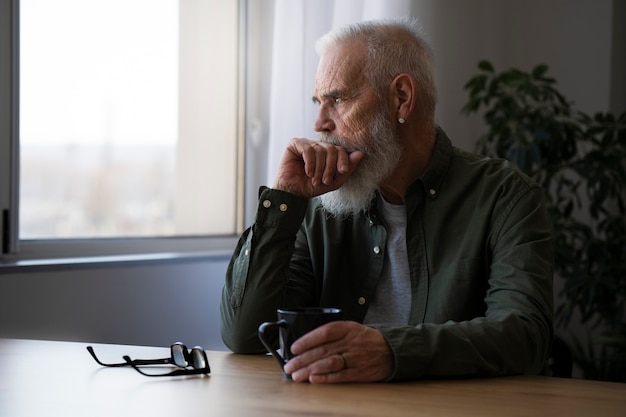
left=363, top=194, right=412, bottom=325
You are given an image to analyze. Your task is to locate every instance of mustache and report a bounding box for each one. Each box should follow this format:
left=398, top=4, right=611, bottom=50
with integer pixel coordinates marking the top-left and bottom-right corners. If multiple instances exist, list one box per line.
left=318, top=134, right=364, bottom=154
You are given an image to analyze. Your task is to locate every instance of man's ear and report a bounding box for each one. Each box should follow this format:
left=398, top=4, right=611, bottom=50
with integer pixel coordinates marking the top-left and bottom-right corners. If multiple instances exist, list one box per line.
left=390, top=73, right=416, bottom=120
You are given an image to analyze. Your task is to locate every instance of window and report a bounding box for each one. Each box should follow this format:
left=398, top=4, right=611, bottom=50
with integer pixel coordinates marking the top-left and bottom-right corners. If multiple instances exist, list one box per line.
left=1, top=0, right=244, bottom=258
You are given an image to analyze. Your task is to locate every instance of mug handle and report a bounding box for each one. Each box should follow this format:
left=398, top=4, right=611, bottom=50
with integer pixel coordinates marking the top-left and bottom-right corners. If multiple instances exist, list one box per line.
left=258, top=319, right=288, bottom=370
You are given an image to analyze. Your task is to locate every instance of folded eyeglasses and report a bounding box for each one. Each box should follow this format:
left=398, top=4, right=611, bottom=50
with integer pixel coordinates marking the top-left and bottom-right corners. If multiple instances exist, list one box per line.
left=87, top=342, right=210, bottom=377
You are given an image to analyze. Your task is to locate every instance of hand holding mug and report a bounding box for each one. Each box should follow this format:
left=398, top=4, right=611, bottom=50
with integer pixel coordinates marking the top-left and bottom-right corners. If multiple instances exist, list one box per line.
left=283, top=320, right=395, bottom=383
left=258, top=307, right=343, bottom=379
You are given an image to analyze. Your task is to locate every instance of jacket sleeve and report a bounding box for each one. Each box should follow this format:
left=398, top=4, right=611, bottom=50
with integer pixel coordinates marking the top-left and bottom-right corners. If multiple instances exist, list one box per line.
left=373, top=185, right=554, bottom=380
left=220, top=187, right=313, bottom=353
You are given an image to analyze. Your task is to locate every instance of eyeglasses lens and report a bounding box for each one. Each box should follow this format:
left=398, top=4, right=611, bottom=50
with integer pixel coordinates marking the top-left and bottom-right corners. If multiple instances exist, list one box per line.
left=171, top=344, right=190, bottom=368
left=191, top=348, right=208, bottom=369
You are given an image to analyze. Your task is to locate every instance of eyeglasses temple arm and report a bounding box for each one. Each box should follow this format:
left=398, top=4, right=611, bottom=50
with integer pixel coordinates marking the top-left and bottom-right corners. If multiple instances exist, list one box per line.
left=87, top=346, right=170, bottom=367
left=86, top=346, right=129, bottom=367
left=123, top=356, right=210, bottom=377
left=128, top=358, right=171, bottom=365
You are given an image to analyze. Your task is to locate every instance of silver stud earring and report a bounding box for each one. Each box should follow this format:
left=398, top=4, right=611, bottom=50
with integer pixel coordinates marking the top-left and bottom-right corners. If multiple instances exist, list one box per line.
left=398, top=118, right=405, bottom=124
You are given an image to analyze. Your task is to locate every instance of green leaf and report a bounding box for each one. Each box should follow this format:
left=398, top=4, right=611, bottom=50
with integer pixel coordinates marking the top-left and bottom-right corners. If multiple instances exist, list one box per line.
left=478, top=60, right=494, bottom=72
left=532, top=64, right=549, bottom=79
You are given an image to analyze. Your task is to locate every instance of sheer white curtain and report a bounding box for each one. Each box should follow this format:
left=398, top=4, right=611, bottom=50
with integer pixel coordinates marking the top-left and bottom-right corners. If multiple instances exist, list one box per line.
left=264, top=0, right=413, bottom=185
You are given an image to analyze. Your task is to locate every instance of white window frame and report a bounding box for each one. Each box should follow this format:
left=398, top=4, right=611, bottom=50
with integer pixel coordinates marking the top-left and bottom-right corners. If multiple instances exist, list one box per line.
left=0, top=0, right=248, bottom=265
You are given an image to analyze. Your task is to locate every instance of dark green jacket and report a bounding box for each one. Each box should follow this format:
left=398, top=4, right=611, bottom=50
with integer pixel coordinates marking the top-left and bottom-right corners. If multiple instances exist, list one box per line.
left=220, top=129, right=554, bottom=381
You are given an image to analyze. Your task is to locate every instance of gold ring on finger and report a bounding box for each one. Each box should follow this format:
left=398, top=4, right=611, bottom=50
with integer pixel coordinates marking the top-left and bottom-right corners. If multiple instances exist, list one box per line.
left=338, top=353, right=347, bottom=369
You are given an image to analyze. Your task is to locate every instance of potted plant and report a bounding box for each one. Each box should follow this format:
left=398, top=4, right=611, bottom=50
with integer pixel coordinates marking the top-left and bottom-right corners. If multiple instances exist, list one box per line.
left=462, top=60, right=626, bottom=382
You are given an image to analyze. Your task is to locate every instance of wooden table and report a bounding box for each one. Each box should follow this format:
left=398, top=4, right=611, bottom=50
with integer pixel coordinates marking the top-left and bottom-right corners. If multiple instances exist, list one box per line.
left=0, top=338, right=624, bottom=416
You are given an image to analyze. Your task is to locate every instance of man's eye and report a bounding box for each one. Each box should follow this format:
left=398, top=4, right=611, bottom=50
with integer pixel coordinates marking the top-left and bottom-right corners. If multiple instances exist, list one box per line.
left=334, top=97, right=343, bottom=104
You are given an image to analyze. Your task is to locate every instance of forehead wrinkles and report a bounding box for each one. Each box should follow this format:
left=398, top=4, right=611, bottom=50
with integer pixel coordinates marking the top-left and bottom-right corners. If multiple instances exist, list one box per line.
left=315, top=42, right=367, bottom=97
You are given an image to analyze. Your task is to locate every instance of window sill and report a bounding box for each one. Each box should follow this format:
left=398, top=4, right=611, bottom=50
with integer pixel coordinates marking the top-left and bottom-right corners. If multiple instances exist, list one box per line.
left=0, top=252, right=231, bottom=275
left=0, top=250, right=233, bottom=274
left=0, top=236, right=237, bottom=274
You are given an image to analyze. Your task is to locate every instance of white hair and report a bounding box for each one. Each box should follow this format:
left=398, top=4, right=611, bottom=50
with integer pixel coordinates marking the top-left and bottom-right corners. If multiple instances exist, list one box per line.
left=315, top=18, right=437, bottom=119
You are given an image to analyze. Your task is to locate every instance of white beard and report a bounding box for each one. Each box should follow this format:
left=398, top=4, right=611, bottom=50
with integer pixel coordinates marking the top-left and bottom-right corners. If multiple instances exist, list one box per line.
left=318, top=111, right=402, bottom=218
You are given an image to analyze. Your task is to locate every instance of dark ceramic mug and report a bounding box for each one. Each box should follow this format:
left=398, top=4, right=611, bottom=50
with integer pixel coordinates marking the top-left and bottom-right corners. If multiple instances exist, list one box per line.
left=258, top=307, right=343, bottom=378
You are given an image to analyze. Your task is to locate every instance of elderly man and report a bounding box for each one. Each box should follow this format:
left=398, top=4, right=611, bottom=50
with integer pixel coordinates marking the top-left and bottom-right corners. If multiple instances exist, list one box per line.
left=220, top=18, right=553, bottom=383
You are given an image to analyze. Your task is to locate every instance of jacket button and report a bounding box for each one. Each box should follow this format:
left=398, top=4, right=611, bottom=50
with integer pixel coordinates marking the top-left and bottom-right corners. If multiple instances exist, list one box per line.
left=373, top=246, right=381, bottom=254
left=262, top=199, right=271, bottom=208
left=358, top=297, right=366, bottom=305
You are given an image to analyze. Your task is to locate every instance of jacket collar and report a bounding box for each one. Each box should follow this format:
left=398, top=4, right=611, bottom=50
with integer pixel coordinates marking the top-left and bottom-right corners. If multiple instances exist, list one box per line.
left=410, top=126, right=452, bottom=201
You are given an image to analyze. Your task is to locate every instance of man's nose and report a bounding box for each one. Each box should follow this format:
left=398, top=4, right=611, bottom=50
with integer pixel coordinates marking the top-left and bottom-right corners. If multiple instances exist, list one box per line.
left=313, top=105, right=335, bottom=133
